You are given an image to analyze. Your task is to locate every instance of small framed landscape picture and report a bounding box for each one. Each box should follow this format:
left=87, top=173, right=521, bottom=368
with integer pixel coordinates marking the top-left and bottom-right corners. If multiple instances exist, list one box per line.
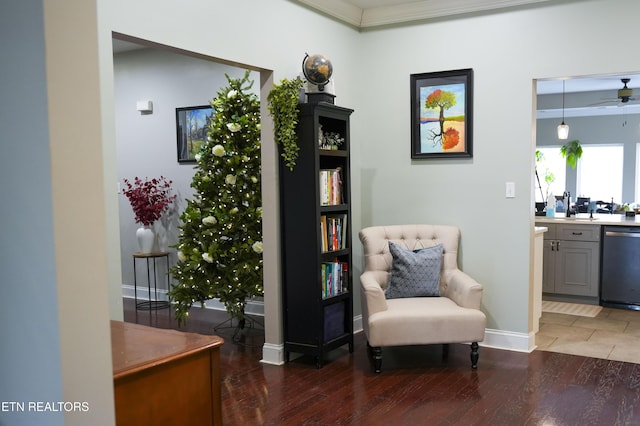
left=176, top=105, right=214, bottom=163
left=410, top=68, right=473, bottom=159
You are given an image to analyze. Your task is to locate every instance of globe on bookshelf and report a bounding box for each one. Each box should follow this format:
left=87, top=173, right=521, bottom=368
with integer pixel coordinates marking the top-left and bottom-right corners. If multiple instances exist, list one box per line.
left=302, top=53, right=333, bottom=91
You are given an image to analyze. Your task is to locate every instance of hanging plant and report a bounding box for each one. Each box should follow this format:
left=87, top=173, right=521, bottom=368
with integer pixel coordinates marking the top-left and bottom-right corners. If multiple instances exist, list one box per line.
left=267, top=77, right=304, bottom=171
left=560, top=139, right=582, bottom=169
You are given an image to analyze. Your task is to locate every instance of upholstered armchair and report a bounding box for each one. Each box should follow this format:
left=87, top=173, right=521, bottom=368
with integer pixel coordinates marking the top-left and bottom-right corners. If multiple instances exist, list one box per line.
left=358, top=224, right=486, bottom=373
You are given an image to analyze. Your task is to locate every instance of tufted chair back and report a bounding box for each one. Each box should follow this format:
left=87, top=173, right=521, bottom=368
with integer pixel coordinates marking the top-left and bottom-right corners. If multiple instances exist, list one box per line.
left=359, top=224, right=461, bottom=293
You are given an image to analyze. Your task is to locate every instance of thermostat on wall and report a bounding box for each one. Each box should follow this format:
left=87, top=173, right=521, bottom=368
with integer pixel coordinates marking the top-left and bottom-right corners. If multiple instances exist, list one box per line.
left=136, top=100, right=153, bottom=113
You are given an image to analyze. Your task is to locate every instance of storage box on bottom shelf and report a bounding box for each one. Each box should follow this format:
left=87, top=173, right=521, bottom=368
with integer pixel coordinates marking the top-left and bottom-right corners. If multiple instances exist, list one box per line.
left=324, top=302, right=346, bottom=342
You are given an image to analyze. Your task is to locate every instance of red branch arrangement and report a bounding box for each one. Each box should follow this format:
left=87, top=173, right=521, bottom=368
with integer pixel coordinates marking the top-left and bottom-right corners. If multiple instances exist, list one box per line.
left=123, top=176, right=176, bottom=226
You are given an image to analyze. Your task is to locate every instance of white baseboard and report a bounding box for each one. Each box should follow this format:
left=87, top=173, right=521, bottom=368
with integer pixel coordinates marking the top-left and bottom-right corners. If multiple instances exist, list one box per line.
left=260, top=315, right=365, bottom=364
left=196, top=297, right=265, bottom=316
left=353, top=314, right=363, bottom=334
left=121, top=284, right=168, bottom=301
left=122, top=285, right=534, bottom=357
left=261, top=327, right=535, bottom=365
left=121, top=284, right=265, bottom=316
left=261, top=343, right=285, bottom=365
left=481, top=328, right=536, bottom=353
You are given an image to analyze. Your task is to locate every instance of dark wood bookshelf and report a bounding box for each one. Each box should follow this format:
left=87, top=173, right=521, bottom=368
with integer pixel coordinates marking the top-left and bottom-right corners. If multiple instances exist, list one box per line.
left=279, top=102, right=354, bottom=368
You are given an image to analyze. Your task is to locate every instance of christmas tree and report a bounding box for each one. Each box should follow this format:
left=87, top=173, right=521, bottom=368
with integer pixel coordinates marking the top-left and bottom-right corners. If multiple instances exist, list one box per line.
left=169, top=71, right=263, bottom=326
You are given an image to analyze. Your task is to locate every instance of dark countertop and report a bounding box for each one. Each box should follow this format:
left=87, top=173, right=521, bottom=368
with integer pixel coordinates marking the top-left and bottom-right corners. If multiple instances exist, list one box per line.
left=535, top=213, right=640, bottom=226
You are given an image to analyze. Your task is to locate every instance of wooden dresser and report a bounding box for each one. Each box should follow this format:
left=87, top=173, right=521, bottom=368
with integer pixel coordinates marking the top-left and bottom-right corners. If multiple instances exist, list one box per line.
left=111, top=320, right=224, bottom=425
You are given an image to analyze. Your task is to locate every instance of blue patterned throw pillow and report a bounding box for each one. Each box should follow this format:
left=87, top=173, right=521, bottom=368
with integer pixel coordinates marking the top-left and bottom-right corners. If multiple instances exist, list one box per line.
left=385, top=241, right=443, bottom=299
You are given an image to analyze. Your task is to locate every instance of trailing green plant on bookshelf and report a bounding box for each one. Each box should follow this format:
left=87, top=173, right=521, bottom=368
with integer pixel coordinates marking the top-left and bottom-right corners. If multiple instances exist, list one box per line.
left=267, top=77, right=305, bottom=171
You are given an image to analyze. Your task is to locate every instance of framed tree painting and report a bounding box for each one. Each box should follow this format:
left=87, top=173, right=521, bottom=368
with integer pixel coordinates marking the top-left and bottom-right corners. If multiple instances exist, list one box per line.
left=410, top=68, right=473, bottom=159
left=176, top=105, right=214, bottom=163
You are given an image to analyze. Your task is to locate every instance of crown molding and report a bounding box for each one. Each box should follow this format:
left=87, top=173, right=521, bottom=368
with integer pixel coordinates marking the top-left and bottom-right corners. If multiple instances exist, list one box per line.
left=362, top=0, right=552, bottom=27
left=296, top=0, right=363, bottom=27
left=296, top=0, right=554, bottom=28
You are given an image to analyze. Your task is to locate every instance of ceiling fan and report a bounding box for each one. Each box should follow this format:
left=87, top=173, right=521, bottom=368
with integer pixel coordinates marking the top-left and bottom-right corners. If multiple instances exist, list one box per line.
left=592, top=78, right=638, bottom=106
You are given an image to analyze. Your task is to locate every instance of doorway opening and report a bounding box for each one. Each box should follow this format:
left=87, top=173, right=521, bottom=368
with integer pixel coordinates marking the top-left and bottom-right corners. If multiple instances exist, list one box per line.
left=111, top=33, right=280, bottom=363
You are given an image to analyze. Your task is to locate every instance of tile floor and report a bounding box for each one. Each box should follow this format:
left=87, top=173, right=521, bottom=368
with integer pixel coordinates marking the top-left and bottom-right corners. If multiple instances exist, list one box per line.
left=536, top=306, right=640, bottom=364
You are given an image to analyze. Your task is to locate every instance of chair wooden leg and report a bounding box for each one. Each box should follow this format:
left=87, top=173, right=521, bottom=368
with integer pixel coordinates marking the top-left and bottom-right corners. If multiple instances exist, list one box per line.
left=442, top=343, right=449, bottom=359
left=470, top=342, right=479, bottom=369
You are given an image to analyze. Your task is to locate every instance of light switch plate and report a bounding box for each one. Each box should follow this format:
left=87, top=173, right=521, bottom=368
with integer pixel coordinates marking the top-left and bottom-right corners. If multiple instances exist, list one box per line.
left=506, top=182, right=515, bottom=198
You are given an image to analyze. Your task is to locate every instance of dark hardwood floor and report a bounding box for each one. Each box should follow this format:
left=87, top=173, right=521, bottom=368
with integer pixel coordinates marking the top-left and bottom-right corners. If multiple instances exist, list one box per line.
left=123, top=298, right=640, bottom=425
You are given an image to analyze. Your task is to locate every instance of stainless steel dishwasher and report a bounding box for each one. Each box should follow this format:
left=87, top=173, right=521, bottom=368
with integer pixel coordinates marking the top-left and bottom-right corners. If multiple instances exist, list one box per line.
left=601, top=226, right=640, bottom=310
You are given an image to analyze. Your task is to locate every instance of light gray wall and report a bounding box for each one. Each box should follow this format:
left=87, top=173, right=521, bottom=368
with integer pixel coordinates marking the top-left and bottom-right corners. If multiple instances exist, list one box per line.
left=537, top=114, right=640, bottom=203
left=114, top=48, right=258, bottom=291
left=0, top=2, right=64, bottom=425
left=356, top=0, right=640, bottom=335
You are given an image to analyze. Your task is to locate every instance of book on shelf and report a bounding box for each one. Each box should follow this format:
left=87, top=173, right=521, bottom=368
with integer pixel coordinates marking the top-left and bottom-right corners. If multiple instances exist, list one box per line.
left=319, top=214, right=347, bottom=252
left=319, top=167, right=343, bottom=206
left=321, top=260, right=349, bottom=299
left=320, top=215, right=328, bottom=252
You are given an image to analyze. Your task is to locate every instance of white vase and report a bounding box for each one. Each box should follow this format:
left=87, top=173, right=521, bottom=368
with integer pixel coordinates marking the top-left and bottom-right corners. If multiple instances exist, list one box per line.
left=136, top=225, right=155, bottom=254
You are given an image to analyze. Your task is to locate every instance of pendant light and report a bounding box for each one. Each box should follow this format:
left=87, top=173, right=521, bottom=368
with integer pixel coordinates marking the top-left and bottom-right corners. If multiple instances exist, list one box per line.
left=557, top=80, right=569, bottom=139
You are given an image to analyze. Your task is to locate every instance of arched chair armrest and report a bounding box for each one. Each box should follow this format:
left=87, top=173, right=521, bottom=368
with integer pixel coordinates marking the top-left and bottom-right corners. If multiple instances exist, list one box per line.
left=360, top=271, right=388, bottom=316
left=442, top=269, right=483, bottom=310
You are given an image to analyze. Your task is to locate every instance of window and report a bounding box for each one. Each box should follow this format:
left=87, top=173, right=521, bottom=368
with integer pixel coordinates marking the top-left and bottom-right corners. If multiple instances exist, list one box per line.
left=535, top=146, right=565, bottom=202
left=577, top=145, right=623, bottom=203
